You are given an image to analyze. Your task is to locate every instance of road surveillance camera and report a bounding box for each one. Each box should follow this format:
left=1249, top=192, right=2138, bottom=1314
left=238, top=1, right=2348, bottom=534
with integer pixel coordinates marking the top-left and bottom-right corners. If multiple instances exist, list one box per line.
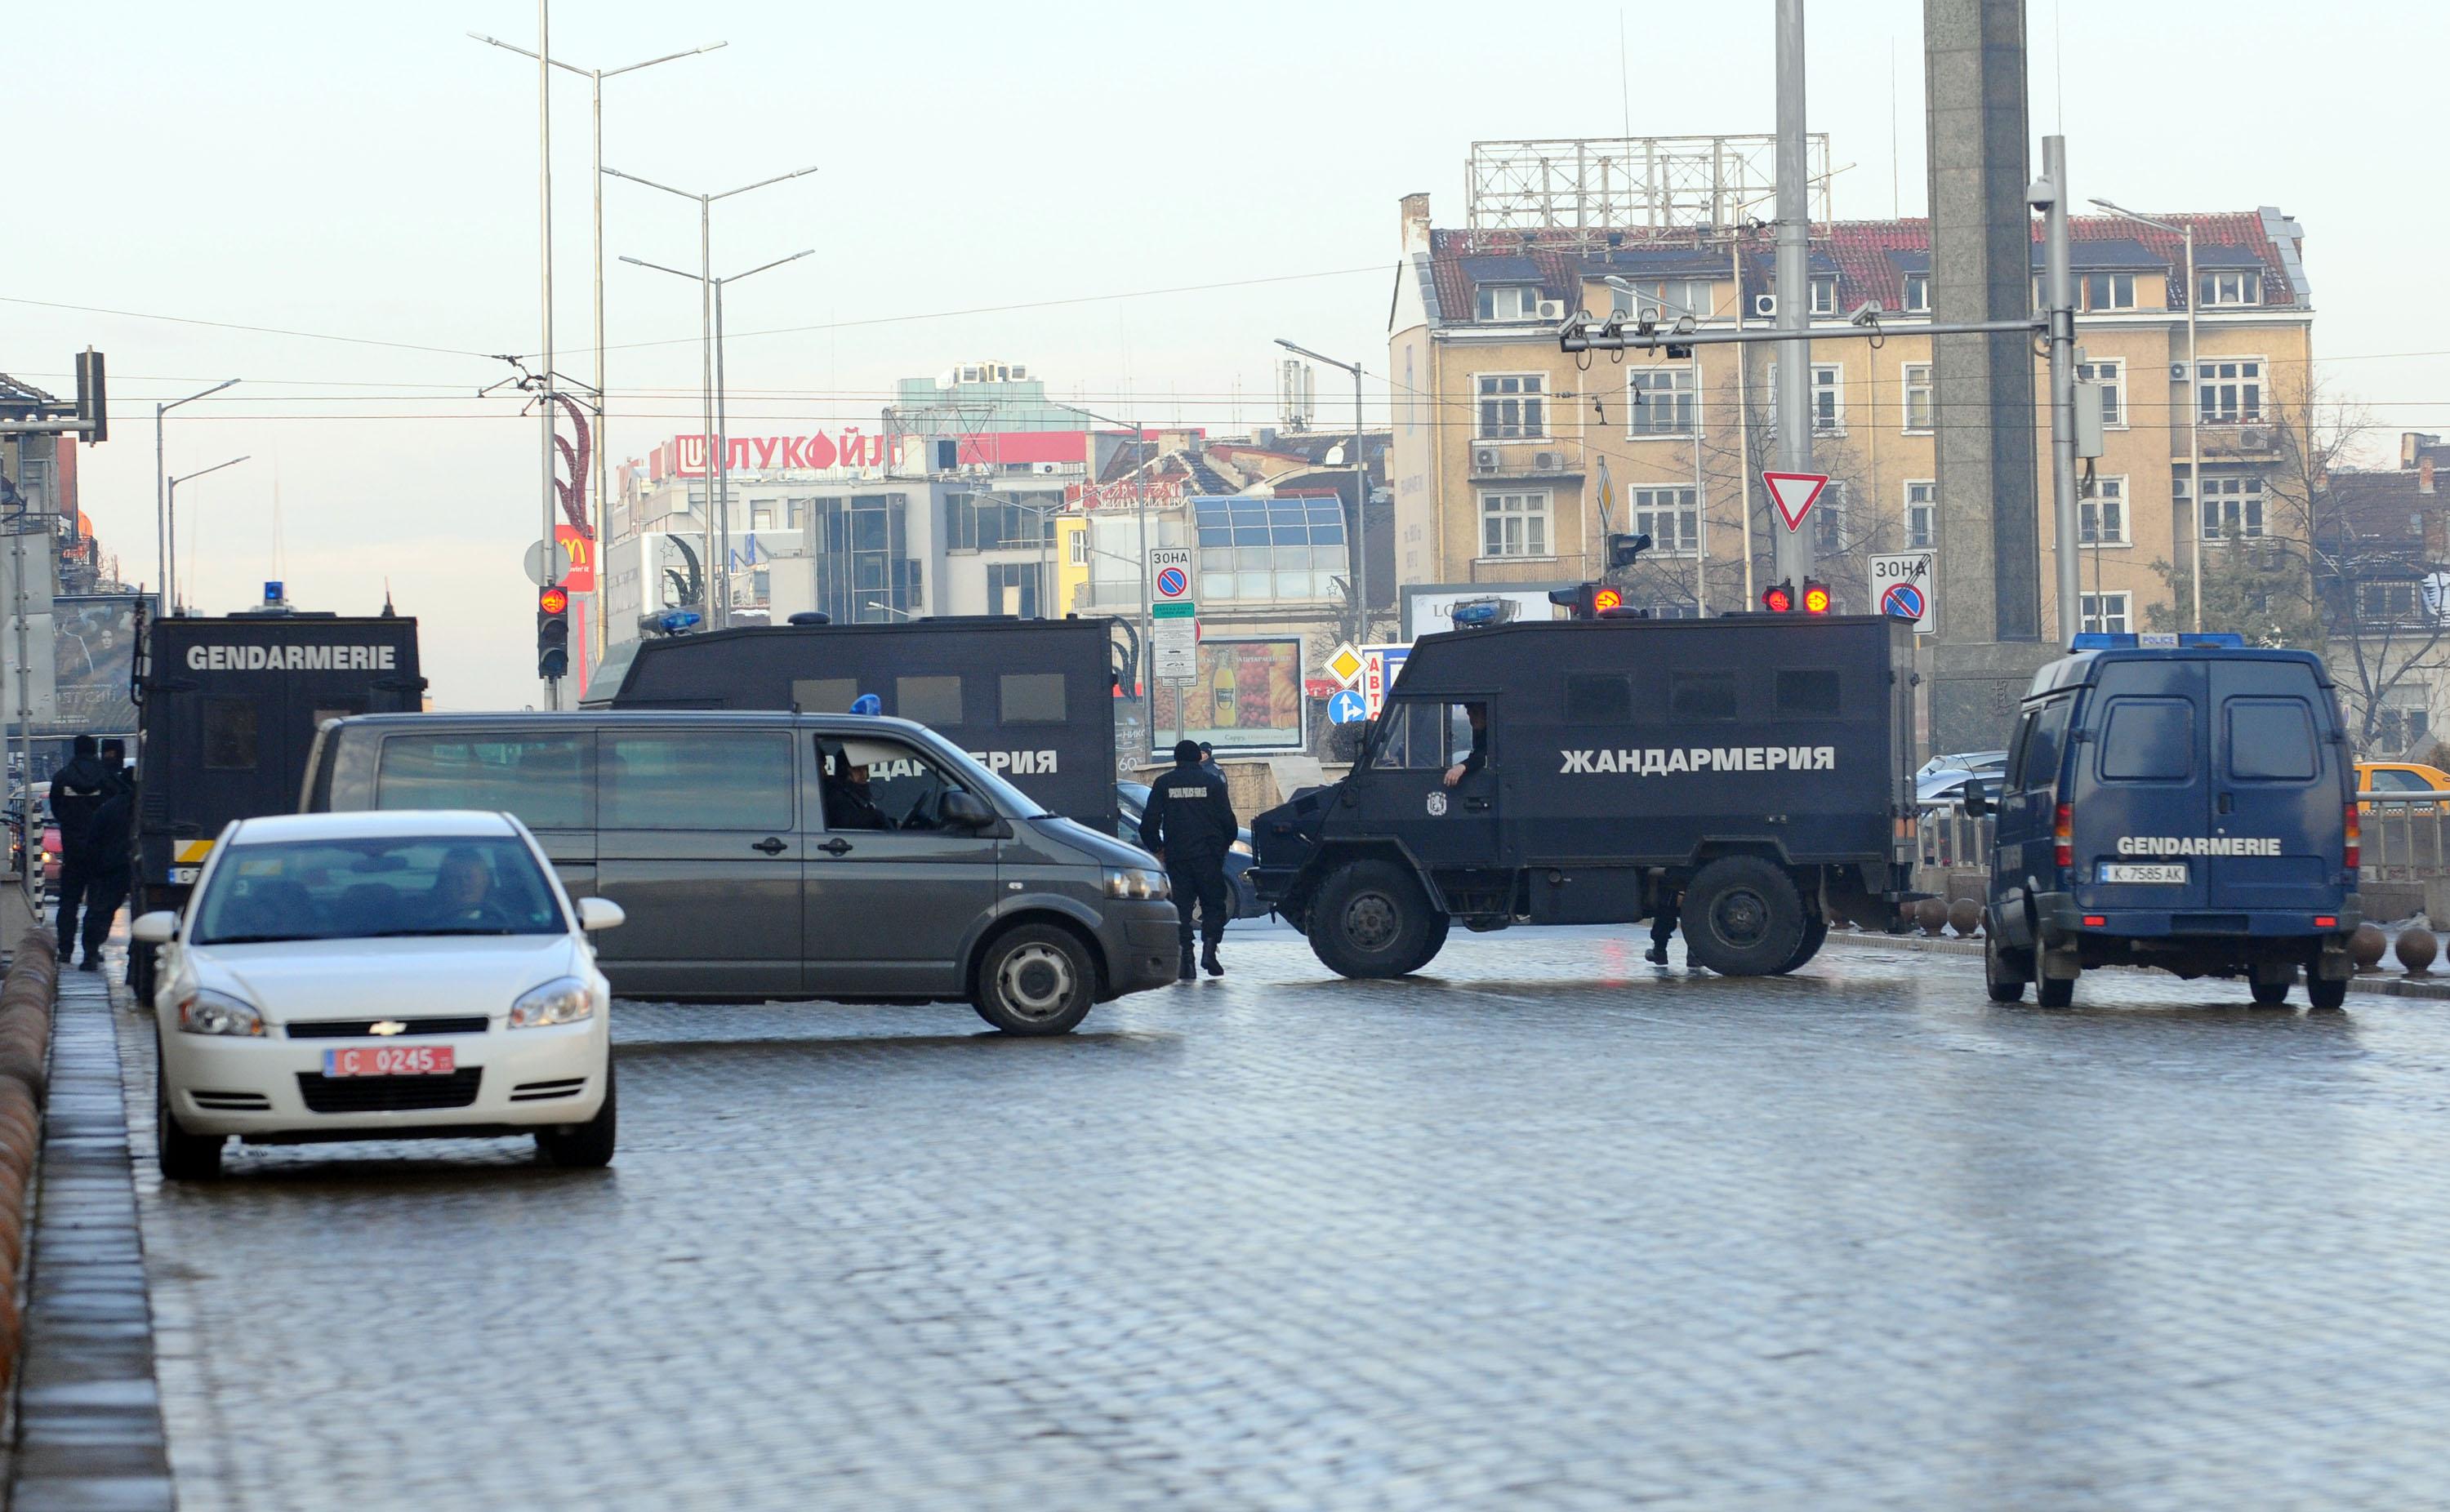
left=1848, top=300, right=1882, bottom=327
left=2026, top=177, right=2058, bottom=211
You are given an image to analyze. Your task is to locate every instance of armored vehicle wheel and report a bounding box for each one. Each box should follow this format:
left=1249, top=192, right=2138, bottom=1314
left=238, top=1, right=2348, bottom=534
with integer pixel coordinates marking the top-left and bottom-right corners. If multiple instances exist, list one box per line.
left=1984, top=932, right=2029, bottom=1003
left=1309, top=861, right=1438, bottom=979
left=2307, top=972, right=2348, bottom=1011
left=1398, top=916, right=1450, bottom=977
left=1680, top=856, right=1804, bottom=976
left=2036, top=970, right=2076, bottom=1009
left=1773, top=910, right=1829, bottom=975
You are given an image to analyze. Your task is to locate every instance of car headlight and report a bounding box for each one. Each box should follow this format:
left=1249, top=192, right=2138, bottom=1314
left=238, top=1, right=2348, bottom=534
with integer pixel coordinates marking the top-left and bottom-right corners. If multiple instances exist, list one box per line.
left=1230, top=838, right=1253, bottom=858
left=176, top=988, right=265, bottom=1038
left=509, top=976, right=595, bottom=1029
left=1103, top=867, right=1171, bottom=901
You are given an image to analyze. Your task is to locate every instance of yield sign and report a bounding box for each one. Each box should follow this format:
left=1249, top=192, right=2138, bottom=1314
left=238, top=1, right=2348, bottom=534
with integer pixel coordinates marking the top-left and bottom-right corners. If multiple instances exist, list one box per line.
left=1764, top=471, right=1829, bottom=533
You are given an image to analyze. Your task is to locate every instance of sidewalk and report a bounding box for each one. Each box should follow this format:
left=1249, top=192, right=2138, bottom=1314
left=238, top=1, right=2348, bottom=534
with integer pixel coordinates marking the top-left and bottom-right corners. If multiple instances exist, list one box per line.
left=1824, top=927, right=2450, bottom=1001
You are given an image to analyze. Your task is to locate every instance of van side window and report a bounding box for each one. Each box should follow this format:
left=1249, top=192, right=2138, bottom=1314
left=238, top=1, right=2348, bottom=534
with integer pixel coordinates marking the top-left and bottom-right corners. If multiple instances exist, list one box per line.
left=817, top=738, right=976, bottom=832
left=203, top=700, right=258, bottom=770
left=1564, top=674, right=1633, bottom=723
left=2099, top=699, right=2194, bottom=781
left=895, top=675, right=964, bottom=727
left=2228, top=699, right=2317, bottom=781
left=999, top=674, right=1067, bottom=724
left=1775, top=669, right=1841, bottom=718
left=601, top=732, right=794, bottom=830
left=2020, top=698, right=2073, bottom=792
left=377, top=733, right=595, bottom=829
left=1669, top=672, right=1739, bottom=722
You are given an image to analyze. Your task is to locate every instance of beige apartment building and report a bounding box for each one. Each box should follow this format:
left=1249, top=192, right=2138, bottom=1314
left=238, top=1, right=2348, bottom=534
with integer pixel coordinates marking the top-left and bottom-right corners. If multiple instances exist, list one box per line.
left=1387, top=193, right=2315, bottom=638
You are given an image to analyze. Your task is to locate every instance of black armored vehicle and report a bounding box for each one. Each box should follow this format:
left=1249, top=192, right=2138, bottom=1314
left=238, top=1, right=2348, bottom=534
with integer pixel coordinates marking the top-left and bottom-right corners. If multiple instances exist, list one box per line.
left=1251, top=614, right=1920, bottom=977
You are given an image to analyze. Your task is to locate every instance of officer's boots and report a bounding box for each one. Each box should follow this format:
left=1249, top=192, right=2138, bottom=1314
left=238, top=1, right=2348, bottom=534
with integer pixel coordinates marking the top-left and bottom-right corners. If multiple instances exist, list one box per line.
left=1202, top=942, right=1224, bottom=977
left=1179, top=944, right=1197, bottom=982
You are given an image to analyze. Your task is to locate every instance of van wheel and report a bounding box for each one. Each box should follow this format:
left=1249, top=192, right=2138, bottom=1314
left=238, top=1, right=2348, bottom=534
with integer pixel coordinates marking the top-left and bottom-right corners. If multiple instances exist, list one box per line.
left=2037, top=971, right=2076, bottom=1009
left=1681, top=856, right=1804, bottom=976
left=1310, top=861, right=1437, bottom=979
left=2249, top=963, right=2296, bottom=1007
left=154, top=1047, right=223, bottom=1182
left=1774, top=910, right=1829, bottom=975
left=537, top=1063, right=617, bottom=1168
left=972, top=924, right=1094, bottom=1035
left=1984, top=932, right=2029, bottom=1003
left=2307, top=972, right=2348, bottom=1011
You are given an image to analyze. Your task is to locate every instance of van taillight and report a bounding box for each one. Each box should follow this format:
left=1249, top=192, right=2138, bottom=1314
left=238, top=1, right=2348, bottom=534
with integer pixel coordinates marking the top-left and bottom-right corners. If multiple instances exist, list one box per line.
left=2345, top=802, right=2360, bottom=870
left=2054, top=803, right=2074, bottom=870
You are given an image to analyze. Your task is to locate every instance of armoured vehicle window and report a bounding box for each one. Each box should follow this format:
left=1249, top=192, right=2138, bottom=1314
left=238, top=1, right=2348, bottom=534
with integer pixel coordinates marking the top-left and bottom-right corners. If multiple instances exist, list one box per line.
left=1000, top=674, right=1067, bottom=724
left=2227, top=699, right=2317, bottom=781
left=1369, top=701, right=1446, bottom=770
left=1775, top=669, right=1841, bottom=718
left=1669, top=672, right=1738, bottom=722
left=792, top=678, right=860, bottom=714
left=600, top=732, right=793, bottom=830
left=2098, top=699, right=2194, bottom=781
left=896, top=675, right=964, bottom=727
left=203, top=699, right=258, bottom=770
left=1564, top=674, right=1633, bottom=723
left=2012, top=696, right=2073, bottom=791
left=376, top=734, right=595, bottom=830
left=817, top=736, right=978, bottom=832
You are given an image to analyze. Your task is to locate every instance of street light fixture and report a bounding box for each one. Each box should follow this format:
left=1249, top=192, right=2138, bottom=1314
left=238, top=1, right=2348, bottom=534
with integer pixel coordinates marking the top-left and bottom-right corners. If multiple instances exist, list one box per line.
left=1046, top=400, right=1152, bottom=698
left=166, top=455, right=250, bottom=614
left=1274, top=339, right=1370, bottom=637
left=865, top=600, right=919, bottom=621
left=2091, top=198, right=2202, bottom=634
left=155, top=379, right=238, bottom=607
left=620, top=247, right=814, bottom=625
left=605, top=163, right=820, bottom=628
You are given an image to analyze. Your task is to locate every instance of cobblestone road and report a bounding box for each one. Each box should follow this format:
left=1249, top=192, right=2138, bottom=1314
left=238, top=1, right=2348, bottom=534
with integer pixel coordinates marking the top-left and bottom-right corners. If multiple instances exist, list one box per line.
left=111, top=923, right=2450, bottom=1510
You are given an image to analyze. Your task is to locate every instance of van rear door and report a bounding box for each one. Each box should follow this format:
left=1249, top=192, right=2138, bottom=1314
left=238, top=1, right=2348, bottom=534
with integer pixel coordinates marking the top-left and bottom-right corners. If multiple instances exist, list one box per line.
left=2073, top=659, right=2211, bottom=911
left=2207, top=660, right=2339, bottom=912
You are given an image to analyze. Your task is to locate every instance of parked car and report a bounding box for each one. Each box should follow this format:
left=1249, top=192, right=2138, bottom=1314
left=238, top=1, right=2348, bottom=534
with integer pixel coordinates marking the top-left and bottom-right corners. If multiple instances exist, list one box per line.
left=134, top=809, right=626, bottom=1181
left=1116, top=780, right=1260, bottom=920
left=1918, top=750, right=2008, bottom=782
left=2354, top=760, right=2450, bottom=813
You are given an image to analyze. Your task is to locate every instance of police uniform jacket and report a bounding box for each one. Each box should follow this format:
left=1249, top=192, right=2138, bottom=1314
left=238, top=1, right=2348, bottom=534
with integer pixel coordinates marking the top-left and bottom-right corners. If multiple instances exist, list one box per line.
left=48, top=757, right=114, bottom=865
left=1142, top=766, right=1237, bottom=862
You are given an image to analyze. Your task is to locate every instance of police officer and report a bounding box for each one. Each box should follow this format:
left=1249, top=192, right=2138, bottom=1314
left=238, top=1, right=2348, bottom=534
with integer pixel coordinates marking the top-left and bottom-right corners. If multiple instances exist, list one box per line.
left=49, top=736, right=116, bottom=967
left=1442, top=702, right=1490, bottom=788
left=79, top=767, right=135, bottom=973
left=1646, top=887, right=1681, bottom=966
left=1142, top=738, right=1236, bottom=981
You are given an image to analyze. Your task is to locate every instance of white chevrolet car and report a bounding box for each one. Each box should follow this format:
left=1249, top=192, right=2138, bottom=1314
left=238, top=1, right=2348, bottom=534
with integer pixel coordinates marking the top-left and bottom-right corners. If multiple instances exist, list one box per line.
left=135, top=810, right=623, bottom=1181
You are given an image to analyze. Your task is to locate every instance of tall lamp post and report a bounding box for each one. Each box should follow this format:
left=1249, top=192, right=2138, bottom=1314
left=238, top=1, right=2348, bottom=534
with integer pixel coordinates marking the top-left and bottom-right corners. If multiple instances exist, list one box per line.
left=604, top=164, right=818, bottom=628
left=620, top=247, right=813, bottom=626
left=166, top=456, right=250, bottom=614
left=154, top=380, right=237, bottom=611
left=2092, top=198, right=2202, bottom=633
left=1047, top=402, right=1152, bottom=703
left=1273, top=340, right=1370, bottom=637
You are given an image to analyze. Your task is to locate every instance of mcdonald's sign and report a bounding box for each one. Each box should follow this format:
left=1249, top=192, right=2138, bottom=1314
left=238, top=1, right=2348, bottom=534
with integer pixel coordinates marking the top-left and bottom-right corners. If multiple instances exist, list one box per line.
left=555, top=524, right=597, bottom=593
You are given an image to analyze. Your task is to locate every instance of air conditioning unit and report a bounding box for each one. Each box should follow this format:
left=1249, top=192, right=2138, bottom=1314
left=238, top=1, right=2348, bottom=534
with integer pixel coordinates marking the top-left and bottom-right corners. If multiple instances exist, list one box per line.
left=1035, top=461, right=1061, bottom=474
left=1533, top=451, right=1563, bottom=473
left=2238, top=428, right=2272, bottom=451
left=1473, top=447, right=1503, bottom=471
left=1536, top=300, right=1565, bottom=320
left=1753, top=294, right=1777, bottom=318
left=2170, top=361, right=2188, bottom=380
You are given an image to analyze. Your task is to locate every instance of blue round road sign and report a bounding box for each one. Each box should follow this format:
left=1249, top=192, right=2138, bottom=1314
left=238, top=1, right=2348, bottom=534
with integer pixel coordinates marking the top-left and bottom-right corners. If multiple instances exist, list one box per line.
left=1881, top=582, right=1926, bottom=620
left=1156, top=567, right=1188, bottom=598
left=1328, top=690, right=1369, bottom=725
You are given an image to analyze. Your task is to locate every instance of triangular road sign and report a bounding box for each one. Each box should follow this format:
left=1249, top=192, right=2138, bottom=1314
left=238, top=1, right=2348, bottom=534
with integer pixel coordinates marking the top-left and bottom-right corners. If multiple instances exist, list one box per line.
left=1764, top=471, right=1829, bottom=533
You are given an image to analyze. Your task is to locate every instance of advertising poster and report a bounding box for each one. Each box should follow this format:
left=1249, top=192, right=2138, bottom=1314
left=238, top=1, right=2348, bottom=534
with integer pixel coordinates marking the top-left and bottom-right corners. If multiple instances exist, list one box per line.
left=51, top=594, right=146, bottom=736
left=1150, top=637, right=1304, bottom=755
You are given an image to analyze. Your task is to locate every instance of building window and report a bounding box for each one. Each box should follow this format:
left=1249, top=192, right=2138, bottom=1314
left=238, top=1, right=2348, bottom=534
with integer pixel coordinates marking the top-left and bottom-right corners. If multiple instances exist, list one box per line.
left=2198, top=358, right=2265, bottom=425
left=984, top=561, right=1039, bottom=617
left=944, top=492, right=1054, bottom=552
left=2075, top=360, right=2125, bottom=427
left=2079, top=592, right=2131, bottom=634
left=1812, top=482, right=1848, bottom=556
left=809, top=492, right=920, bottom=624
left=2080, top=477, right=2128, bottom=545
left=1068, top=530, right=1089, bottom=567
left=1194, top=496, right=1348, bottom=602
left=1618, top=279, right=1714, bottom=318
left=2376, top=693, right=2430, bottom=754
left=1902, top=363, right=1934, bottom=432
left=1477, top=374, right=1547, bottom=439
left=1904, top=481, right=1936, bottom=550
left=1628, top=366, right=1699, bottom=437
left=2080, top=273, right=2136, bottom=311
left=1476, top=284, right=1544, bottom=322
left=1903, top=272, right=1931, bottom=313
left=1808, top=278, right=1838, bottom=316
left=1631, top=487, right=1699, bottom=556
left=751, top=506, right=775, bottom=531
left=2199, top=269, right=2262, bottom=307
left=2190, top=474, right=2266, bottom=540
left=1766, top=363, right=1844, bottom=434
left=2362, top=581, right=2423, bottom=624
left=1479, top=491, right=1552, bottom=559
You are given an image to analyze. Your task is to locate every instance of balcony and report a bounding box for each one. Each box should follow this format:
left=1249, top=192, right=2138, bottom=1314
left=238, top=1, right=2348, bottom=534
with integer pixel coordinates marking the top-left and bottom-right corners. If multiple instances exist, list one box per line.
left=1467, top=439, right=1586, bottom=482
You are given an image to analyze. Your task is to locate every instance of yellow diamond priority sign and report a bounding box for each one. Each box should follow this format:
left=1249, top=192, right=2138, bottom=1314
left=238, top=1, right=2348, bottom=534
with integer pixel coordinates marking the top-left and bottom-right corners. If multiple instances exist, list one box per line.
left=1325, top=642, right=1366, bottom=688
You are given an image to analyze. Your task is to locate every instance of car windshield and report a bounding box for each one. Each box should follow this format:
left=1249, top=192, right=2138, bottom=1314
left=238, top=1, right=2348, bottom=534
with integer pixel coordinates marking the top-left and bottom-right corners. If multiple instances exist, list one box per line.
left=192, top=834, right=564, bottom=945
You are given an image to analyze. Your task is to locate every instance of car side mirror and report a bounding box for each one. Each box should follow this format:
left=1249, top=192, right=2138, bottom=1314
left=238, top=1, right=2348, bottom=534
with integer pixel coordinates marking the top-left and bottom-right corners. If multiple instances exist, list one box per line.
left=575, top=897, right=626, bottom=933
left=941, top=790, right=996, bottom=831
left=131, top=910, right=179, bottom=944
left=1959, top=780, right=1991, bottom=818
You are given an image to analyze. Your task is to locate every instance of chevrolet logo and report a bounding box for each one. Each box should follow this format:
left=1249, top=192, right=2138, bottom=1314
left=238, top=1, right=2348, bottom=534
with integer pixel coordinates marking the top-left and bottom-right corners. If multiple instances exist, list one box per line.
left=368, top=1021, right=408, bottom=1037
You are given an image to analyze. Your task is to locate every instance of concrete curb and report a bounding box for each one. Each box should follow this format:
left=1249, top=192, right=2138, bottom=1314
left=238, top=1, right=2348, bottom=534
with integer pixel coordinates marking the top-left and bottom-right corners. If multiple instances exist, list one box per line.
left=1823, top=927, right=2450, bottom=1000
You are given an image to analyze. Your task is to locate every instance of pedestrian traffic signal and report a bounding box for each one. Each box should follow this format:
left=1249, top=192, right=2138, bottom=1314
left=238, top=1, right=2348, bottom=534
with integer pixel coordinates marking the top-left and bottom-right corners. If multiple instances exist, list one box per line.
left=1606, top=531, right=1653, bottom=570
left=1761, top=580, right=1795, bottom=614
left=1802, top=579, right=1833, bottom=614
left=537, top=584, right=571, bottom=678
left=1548, top=582, right=1626, bottom=619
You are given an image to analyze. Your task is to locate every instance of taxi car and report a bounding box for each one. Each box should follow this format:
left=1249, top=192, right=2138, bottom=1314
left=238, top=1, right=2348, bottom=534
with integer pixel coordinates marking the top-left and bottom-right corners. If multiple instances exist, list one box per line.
left=2354, top=760, right=2450, bottom=814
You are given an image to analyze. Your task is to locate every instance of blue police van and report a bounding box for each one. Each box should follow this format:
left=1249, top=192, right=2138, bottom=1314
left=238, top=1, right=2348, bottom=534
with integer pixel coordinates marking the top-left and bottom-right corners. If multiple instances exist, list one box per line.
left=1967, top=633, right=2359, bottom=1009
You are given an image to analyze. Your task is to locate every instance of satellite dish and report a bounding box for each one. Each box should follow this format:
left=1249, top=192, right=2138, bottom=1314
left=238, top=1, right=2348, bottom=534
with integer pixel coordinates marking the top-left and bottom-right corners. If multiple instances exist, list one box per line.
left=1322, top=445, right=1347, bottom=466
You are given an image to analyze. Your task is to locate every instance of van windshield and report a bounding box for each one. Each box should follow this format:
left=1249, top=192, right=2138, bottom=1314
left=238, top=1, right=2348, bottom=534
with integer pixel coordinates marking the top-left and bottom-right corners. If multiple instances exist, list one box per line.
left=194, top=835, right=564, bottom=945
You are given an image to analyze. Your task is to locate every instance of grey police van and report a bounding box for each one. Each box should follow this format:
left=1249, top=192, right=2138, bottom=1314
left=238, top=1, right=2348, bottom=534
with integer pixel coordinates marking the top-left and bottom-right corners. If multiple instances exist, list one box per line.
left=300, top=710, right=1179, bottom=1034
left=1253, top=613, right=1921, bottom=978
left=1967, top=632, right=2359, bottom=1009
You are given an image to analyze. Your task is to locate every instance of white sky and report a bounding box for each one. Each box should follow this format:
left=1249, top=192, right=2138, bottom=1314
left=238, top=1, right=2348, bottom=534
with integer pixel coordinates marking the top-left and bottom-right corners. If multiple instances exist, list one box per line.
left=9, top=0, right=2446, bottom=707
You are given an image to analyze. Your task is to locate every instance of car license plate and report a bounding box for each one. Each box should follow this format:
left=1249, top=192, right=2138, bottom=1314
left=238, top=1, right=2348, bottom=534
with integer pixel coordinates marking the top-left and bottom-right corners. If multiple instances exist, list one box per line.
left=2100, top=862, right=2187, bottom=884
left=323, top=1045, right=455, bottom=1078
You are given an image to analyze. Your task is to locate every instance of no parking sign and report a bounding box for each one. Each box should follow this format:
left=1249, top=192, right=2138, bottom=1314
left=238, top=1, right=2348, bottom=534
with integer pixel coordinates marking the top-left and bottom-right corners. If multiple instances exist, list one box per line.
left=1870, top=553, right=1936, bottom=635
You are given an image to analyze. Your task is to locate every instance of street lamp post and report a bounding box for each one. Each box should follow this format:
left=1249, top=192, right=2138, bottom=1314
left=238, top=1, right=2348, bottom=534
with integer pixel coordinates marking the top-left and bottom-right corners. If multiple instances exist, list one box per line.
left=155, top=380, right=238, bottom=611
left=1274, top=340, right=1370, bottom=637
left=621, top=247, right=813, bottom=625
left=604, top=164, right=819, bottom=628
left=1047, top=402, right=1152, bottom=700
left=2092, top=198, right=2202, bottom=633
left=166, top=456, right=251, bottom=614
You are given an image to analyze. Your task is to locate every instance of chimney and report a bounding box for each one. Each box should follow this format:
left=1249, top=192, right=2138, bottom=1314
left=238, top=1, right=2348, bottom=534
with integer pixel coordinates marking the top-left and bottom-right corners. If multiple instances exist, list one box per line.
left=2423, top=457, right=2437, bottom=496
left=1399, top=193, right=1432, bottom=256
left=2405, top=431, right=2441, bottom=468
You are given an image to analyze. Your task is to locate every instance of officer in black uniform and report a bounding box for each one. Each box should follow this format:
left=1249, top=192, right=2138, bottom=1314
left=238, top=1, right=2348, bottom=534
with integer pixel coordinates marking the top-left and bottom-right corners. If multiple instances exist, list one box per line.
left=821, top=754, right=893, bottom=831
left=49, top=735, right=116, bottom=966
left=1141, top=738, right=1237, bottom=981
left=80, top=771, right=136, bottom=972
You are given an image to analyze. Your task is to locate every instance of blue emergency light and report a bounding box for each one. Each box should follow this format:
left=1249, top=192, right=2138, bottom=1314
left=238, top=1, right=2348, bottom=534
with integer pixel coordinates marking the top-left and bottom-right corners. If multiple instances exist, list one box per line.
left=655, top=610, right=702, bottom=636
left=1447, top=597, right=1518, bottom=628
left=850, top=694, right=882, bottom=715
left=263, top=580, right=283, bottom=603
left=2069, top=631, right=2247, bottom=651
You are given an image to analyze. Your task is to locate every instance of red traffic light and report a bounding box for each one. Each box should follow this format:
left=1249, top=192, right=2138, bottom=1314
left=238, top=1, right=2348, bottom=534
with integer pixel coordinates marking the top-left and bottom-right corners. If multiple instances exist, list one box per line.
left=537, top=585, right=570, bottom=616
left=1761, top=582, right=1794, bottom=614
left=1592, top=585, right=1624, bottom=613
left=1802, top=580, right=1832, bottom=614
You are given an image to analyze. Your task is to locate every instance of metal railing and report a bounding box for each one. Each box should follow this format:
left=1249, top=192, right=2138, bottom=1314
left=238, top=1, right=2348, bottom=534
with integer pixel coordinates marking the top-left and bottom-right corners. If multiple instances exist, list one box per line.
left=1916, top=806, right=1993, bottom=869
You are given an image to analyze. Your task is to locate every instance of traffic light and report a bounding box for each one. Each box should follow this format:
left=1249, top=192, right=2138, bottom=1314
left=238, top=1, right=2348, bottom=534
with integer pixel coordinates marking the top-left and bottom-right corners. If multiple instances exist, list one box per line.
left=1761, top=580, right=1795, bottom=614
left=537, top=584, right=571, bottom=678
left=1606, top=531, right=1652, bottom=570
left=1548, top=582, right=1626, bottom=620
left=74, top=349, right=106, bottom=444
left=1802, top=578, right=1833, bottom=614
